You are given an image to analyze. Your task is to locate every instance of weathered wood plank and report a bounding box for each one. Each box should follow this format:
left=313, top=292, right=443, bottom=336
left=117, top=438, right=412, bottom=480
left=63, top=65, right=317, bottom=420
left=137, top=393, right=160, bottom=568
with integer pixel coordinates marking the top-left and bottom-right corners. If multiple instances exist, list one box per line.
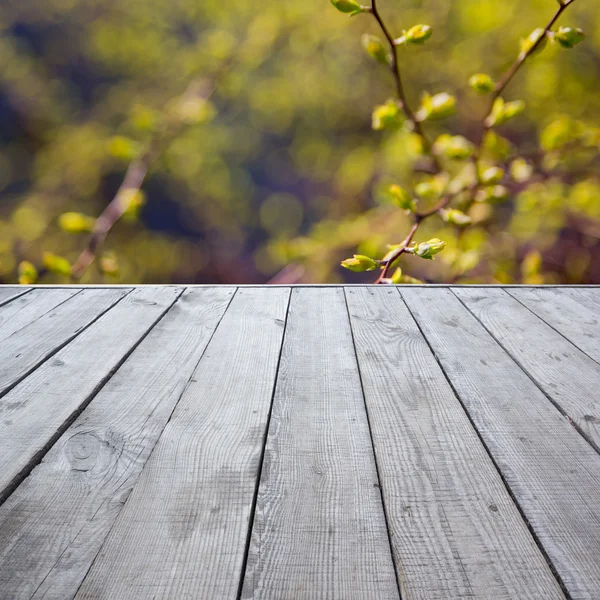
left=0, top=286, right=182, bottom=505
left=240, top=288, right=399, bottom=600
left=0, top=287, right=234, bottom=600
left=0, top=288, right=129, bottom=398
left=402, top=287, right=600, bottom=600
left=345, top=287, right=564, bottom=600
left=506, top=287, right=600, bottom=363
left=75, top=287, right=290, bottom=600
left=0, top=287, right=30, bottom=307
left=455, top=287, right=600, bottom=450
left=0, top=288, right=80, bottom=342
left=561, top=287, right=600, bottom=314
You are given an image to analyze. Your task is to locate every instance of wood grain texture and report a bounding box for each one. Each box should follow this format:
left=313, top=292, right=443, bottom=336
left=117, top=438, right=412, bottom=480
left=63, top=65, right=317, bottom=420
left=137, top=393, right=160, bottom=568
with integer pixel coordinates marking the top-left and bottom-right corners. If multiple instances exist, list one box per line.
left=402, top=287, right=600, bottom=600
left=455, top=287, right=600, bottom=450
left=0, top=286, right=181, bottom=505
left=345, top=287, right=564, bottom=600
left=241, top=288, right=399, bottom=600
left=75, top=287, right=290, bottom=600
left=0, top=288, right=128, bottom=398
left=0, top=288, right=80, bottom=342
left=506, top=287, right=600, bottom=363
left=0, top=287, right=30, bottom=307
left=561, top=287, right=600, bottom=314
left=0, top=287, right=234, bottom=600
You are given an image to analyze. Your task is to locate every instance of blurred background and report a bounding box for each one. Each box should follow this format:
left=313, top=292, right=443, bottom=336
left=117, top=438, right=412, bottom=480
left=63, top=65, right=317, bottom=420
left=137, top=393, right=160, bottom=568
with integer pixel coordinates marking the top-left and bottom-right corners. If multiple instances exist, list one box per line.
left=0, top=0, right=598, bottom=284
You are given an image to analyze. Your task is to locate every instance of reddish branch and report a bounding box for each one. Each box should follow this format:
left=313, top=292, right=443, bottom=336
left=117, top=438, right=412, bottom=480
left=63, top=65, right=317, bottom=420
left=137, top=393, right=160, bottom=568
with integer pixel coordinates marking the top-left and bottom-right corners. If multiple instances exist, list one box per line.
left=71, top=79, right=217, bottom=279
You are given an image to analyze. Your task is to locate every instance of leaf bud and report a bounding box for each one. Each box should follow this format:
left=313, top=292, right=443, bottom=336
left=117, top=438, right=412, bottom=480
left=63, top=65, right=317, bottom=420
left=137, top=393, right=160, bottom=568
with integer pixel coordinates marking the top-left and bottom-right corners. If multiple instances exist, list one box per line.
left=555, top=26, right=585, bottom=48
left=341, top=254, right=379, bottom=272
left=468, top=73, right=495, bottom=94
left=414, top=238, right=446, bottom=259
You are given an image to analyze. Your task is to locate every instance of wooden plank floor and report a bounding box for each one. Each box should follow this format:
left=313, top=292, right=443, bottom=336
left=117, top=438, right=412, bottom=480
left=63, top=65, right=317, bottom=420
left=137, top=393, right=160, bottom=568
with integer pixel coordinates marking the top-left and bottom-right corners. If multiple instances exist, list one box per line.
left=0, top=286, right=599, bottom=600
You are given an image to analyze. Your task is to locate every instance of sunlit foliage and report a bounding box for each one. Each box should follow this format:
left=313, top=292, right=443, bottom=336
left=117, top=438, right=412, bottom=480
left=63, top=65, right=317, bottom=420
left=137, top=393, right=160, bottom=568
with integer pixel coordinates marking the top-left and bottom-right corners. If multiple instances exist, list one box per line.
left=0, top=0, right=598, bottom=284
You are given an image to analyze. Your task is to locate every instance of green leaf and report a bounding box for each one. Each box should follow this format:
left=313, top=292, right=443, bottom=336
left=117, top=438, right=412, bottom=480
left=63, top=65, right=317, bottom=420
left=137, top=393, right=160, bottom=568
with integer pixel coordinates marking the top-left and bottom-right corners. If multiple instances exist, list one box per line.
left=416, top=92, right=456, bottom=121
left=107, top=136, right=139, bottom=161
left=510, top=158, right=533, bottom=183
left=386, top=184, right=416, bottom=212
left=555, top=26, right=585, bottom=48
left=433, top=134, right=475, bottom=159
left=330, top=0, right=364, bottom=14
left=414, top=238, right=446, bottom=260
left=18, top=261, right=38, bottom=285
left=120, top=189, right=147, bottom=220
left=58, top=212, right=95, bottom=234
left=479, top=166, right=504, bottom=185
left=468, top=73, right=495, bottom=94
left=404, top=24, right=433, bottom=45
left=176, top=98, right=216, bottom=125
left=361, top=34, right=391, bottom=65
left=341, top=254, right=379, bottom=272
left=485, top=98, right=525, bottom=127
left=440, top=208, right=472, bottom=226
left=414, top=181, right=438, bottom=199
left=540, top=117, right=578, bottom=150
left=43, top=252, right=72, bottom=276
left=390, top=267, right=422, bottom=284
left=372, top=100, right=403, bottom=130
left=475, top=184, right=509, bottom=203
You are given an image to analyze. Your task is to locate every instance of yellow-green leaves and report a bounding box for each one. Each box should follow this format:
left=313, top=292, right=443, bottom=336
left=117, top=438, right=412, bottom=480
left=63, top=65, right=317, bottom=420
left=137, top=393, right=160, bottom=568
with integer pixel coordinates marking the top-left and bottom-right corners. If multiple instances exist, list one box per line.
left=58, top=212, right=95, bottom=234
left=361, top=34, right=391, bottom=65
left=108, top=136, right=139, bottom=161
left=18, top=261, right=38, bottom=285
left=121, top=189, right=146, bottom=220
left=555, top=26, right=585, bottom=48
left=413, top=238, right=446, bottom=259
left=540, top=116, right=578, bottom=150
left=520, top=28, right=548, bottom=57
left=433, top=134, right=475, bottom=159
left=396, top=25, right=433, bottom=45
left=479, top=166, right=504, bottom=185
left=468, top=73, right=495, bottom=94
left=521, top=249, right=543, bottom=284
left=414, top=172, right=449, bottom=199
left=43, top=252, right=72, bottom=276
left=330, top=0, right=365, bottom=15
left=416, top=92, right=456, bottom=121
left=476, top=184, right=509, bottom=203
left=510, top=158, right=533, bottom=183
left=341, top=254, right=378, bottom=271
left=129, top=104, right=161, bottom=133
left=414, top=181, right=438, bottom=199
left=175, top=97, right=216, bottom=126
left=482, top=131, right=513, bottom=161
left=440, top=208, right=472, bottom=226
left=385, top=184, right=416, bottom=212
left=390, top=267, right=422, bottom=284
left=372, top=100, right=403, bottom=130
left=485, top=98, right=525, bottom=128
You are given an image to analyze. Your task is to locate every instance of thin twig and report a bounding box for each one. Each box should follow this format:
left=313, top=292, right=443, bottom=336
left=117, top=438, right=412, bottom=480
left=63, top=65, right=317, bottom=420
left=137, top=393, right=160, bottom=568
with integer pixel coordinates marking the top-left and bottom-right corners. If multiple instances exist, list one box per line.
left=478, top=1, right=574, bottom=150
left=368, top=0, right=441, bottom=172
left=71, top=79, right=218, bottom=279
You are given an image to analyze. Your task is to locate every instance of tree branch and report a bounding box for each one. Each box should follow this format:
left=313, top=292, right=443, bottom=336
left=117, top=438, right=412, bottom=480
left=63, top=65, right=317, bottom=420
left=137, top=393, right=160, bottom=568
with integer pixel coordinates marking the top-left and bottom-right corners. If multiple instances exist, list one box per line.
left=368, top=0, right=441, bottom=171
left=71, top=79, right=217, bottom=279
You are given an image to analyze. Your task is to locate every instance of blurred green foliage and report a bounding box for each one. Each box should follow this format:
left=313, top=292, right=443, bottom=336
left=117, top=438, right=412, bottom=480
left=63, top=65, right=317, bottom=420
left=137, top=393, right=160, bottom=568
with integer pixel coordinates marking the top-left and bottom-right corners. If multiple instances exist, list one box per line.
left=0, top=0, right=598, bottom=284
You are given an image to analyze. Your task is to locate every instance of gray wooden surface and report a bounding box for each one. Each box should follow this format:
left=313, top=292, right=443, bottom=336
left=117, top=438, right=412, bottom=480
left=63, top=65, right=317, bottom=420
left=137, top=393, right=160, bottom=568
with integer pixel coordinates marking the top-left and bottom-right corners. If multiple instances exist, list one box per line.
left=0, top=285, right=599, bottom=600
